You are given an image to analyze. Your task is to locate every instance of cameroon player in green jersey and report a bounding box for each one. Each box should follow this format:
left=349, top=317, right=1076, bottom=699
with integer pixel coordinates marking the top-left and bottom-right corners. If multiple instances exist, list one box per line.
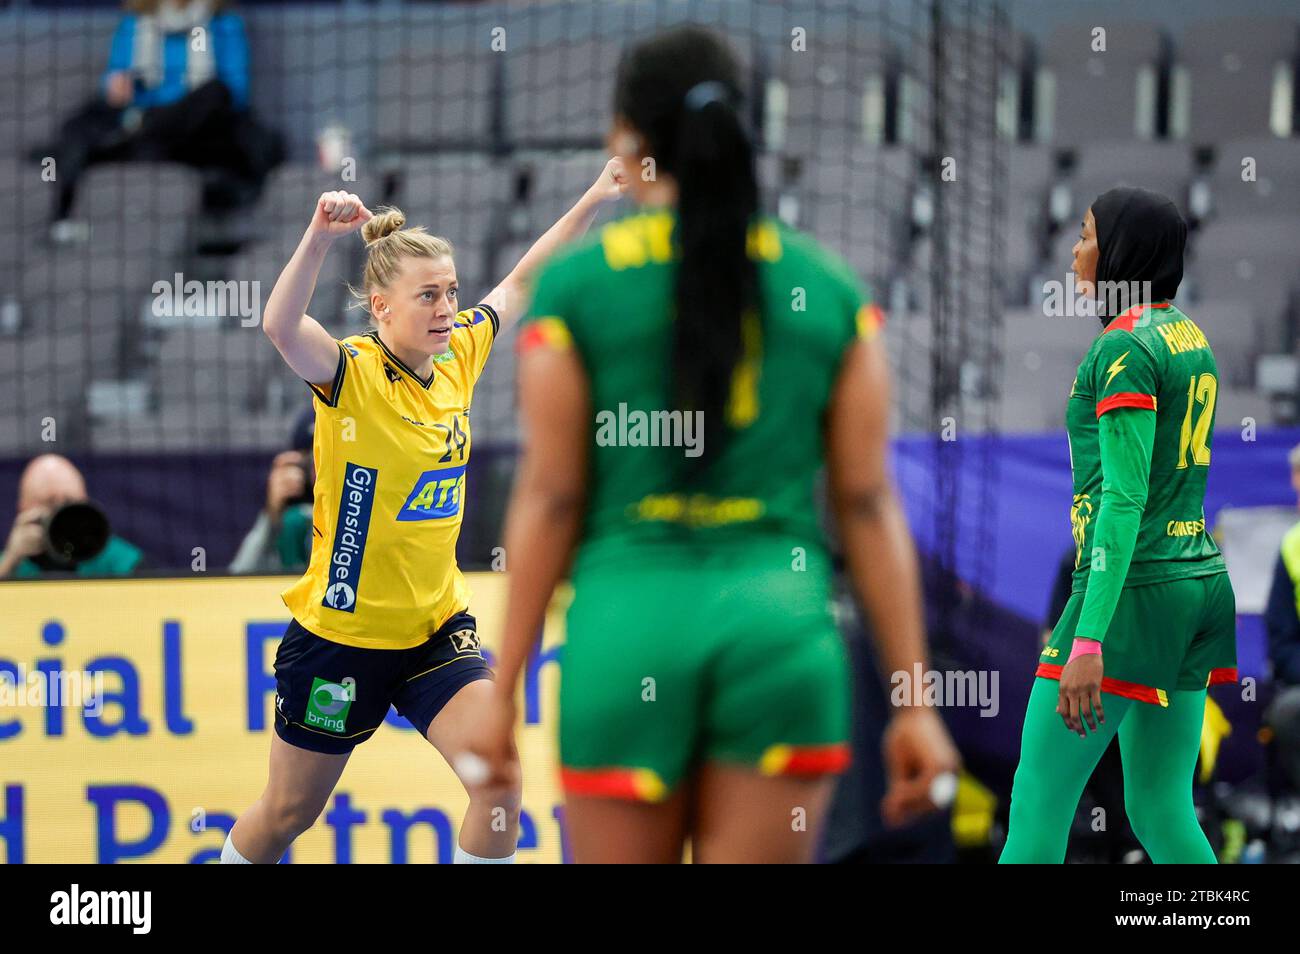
left=465, top=26, right=959, bottom=863
left=1001, top=187, right=1237, bottom=864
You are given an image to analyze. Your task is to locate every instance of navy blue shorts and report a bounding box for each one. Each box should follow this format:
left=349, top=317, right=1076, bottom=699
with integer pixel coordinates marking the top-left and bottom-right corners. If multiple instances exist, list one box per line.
left=272, top=610, right=493, bottom=754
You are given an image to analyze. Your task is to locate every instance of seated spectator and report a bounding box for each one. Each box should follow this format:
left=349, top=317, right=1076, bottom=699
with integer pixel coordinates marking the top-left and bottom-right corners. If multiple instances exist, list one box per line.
left=229, top=407, right=314, bottom=574
left=44, top=0, right=281, bottom=241
left=1265, top=442, right=1300, bottom=791
left=0, top=454, right=145, bottom=578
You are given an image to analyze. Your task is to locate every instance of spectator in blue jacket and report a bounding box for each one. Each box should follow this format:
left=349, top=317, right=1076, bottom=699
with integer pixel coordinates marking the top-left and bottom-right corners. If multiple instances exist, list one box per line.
left=1265, top=443, right=1300, bottom=791
left=47, top=0, right=279, bottom=240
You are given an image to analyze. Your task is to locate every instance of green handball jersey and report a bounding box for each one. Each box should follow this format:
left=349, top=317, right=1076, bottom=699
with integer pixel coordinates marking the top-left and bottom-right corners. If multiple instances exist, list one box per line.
left=522, top=207, right=881, bottom=570
left=1040, top=301, right=1236, bottom=705
left=518, top=208, right=882, bottom=796
left=1067, top=301, right=1226, bottom=596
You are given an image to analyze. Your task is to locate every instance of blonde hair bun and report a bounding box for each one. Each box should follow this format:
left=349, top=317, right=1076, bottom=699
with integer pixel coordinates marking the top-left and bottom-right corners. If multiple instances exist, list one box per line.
left=346, top=210, right=455, bottom=322
left=362, top=206, right=407, bottom=245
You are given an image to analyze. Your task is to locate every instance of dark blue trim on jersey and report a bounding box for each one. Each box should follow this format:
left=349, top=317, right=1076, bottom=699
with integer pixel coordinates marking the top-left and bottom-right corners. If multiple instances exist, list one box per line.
left=306, top=342, right=348, bottom=408
left=476, top=303, right=500, bottom=338
left=454, top=304, right=500, bottom=339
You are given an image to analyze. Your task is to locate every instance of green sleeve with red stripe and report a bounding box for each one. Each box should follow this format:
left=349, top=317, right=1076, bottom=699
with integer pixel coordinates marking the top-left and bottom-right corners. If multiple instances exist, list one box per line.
left=518, top=247, right=585, bottom=359
left=1075, top=406, right=1157, bottom=644
left=1075, top=332, right=1160, bottom=644
left=1093, top=329, right=1159, bottom=415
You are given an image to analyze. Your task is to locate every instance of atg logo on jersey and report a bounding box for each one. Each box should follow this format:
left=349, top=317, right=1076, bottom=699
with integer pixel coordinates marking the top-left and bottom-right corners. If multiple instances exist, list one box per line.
left=399, top=465, right=467, bottom=521
left=322, top=462, right=378, bottom=612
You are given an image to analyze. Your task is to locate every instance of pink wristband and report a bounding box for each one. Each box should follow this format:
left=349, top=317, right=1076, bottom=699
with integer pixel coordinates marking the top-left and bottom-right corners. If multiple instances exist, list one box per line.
left=1068, top=638, right=1102, bottom=663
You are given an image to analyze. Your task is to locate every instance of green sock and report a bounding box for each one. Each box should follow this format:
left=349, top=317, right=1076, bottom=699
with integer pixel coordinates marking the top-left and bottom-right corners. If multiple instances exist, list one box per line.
left=1118, top=688, right=1217, bottom=864
left=1000, top=677, right=1131, bottom=863
left=1001, top=679, right=1217, bottom=863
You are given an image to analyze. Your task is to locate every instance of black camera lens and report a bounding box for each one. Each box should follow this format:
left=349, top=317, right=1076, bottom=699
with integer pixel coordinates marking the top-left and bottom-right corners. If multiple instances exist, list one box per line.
left=44, top=500, right=110, bottom=565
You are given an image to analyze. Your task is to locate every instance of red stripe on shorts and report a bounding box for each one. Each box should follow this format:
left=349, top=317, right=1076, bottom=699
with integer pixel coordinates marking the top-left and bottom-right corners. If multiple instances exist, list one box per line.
left=1036, top=662, right=1166, bottom=706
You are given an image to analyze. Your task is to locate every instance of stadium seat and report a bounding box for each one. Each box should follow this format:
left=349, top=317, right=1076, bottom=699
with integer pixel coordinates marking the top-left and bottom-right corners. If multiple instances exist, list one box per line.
left=225, top=240, right=354, bottom=335
left=521, top=149, right=618, bottom=230
left=1002, top=145, right=1056, bottom=299
left=72, top=163, right=202, bottom=260
left=798, top=145, right=914, bottom=290
left=1073, top=141, right=1195, bottom=195
left=392, top=154, right=512, bottom=255
left=1209, top=137, right=1300, bottom=218
left=504, top=30, right=628, bottom=149
left=1038, top=21, right=1165, bottom=144
left=20, top=247, right=156, bottom=308
left=1191, top=216, right=1299, bottom=352
left=0, top=156, right=64, bottom=268
left=0, top=12, right=117, bottom=154
left=1173, top=17, right=1299, bottom=143
left=1213, top=384, right=1276, bottom=431
left=1059, top=143, right=1196, bottom=240
left=0, top=331, right=92, bottom=451
left=257, top=163, right=383, bottom=222
left=246, top=7, right=384, bottom=162
left=775, top=31, right=894, bottom=157
left=128, top=326, right=305, bottom=451
left=1189, top=299, right=1260, bottom=388
left=997, top=336, right=1078, bottom=433
left=1003, top=306, right=1096, bottom=357
left=371, top=10, right=497, bottom=153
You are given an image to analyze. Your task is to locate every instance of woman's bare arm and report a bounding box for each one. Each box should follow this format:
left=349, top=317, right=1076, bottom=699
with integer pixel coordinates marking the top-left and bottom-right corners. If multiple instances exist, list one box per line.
left=262, top=191, right=372, bottom=385
left=493, top=343, right=590, bottom=694
left=479, top=159, right=626, bottom=331
left=827, top=336, right=961, bottom=825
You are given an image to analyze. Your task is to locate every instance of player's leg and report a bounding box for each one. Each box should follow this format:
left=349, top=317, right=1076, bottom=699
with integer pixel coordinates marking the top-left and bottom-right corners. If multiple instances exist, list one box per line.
left=558, top=562, right=701, bottom=863
left=394, top=610, right=518, bottom=862
left=424, top=678, right=522, bottom=863
left=1116, top=572, right=1238, bottom=864
left=1000, top=677, right=1132, bottom=863
left=225, top=733, right=351, bottom=863
left=691, top=765, right=836, bottom=863
left=1117, top=687, right=1216, bottom=863
left=224, top=619, right=394, bottom=863
left=695, top=558, right=851, bottom=863
left=564, top=787, right=693, bottom=863
left=1002, top=585, right=1170, bottom=863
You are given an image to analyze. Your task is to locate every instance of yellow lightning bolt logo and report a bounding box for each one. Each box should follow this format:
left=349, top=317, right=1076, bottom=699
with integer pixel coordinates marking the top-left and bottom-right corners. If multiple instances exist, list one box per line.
left=1105, top=350, right=1130, bottom=388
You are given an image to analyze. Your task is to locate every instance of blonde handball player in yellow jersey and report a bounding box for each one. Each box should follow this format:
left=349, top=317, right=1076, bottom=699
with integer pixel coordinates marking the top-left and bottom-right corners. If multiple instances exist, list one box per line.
left=222, top=162, right=627, bottom=864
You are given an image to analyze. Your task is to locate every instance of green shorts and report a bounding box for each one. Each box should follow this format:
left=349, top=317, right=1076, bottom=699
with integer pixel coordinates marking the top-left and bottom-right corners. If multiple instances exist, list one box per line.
left=1038, top=570, right=1237, bottom=706
left=559, top=545, right=851, bottom=801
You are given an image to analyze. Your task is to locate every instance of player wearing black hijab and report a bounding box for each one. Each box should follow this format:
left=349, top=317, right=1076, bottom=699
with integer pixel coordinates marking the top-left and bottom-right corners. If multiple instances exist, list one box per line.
left=1002, top=187, right=1236, bottom=863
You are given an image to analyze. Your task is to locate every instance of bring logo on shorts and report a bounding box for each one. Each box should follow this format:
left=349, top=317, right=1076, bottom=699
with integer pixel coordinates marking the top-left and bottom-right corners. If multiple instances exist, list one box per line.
left=305, top=676, right=355, bottom=734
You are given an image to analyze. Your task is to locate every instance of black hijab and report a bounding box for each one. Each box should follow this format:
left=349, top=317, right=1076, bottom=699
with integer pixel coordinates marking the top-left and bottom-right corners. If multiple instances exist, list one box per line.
left=1090, top=186, right=1187, bottom=323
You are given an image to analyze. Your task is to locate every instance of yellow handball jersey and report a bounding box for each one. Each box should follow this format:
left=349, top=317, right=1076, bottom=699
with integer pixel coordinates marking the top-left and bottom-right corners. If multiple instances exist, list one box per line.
left=281, top=303, right=499, bottom=649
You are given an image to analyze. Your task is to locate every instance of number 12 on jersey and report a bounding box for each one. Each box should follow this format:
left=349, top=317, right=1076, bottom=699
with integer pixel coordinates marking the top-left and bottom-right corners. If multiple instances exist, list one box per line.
left=1176, top=373, right=1216, bottom=469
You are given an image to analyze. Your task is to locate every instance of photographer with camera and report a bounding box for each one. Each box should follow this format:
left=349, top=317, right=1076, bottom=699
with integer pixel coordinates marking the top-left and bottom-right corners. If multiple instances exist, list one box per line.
left=0, top=454, right=145, bottom=579
left=228, top=408, right=314, bottom=575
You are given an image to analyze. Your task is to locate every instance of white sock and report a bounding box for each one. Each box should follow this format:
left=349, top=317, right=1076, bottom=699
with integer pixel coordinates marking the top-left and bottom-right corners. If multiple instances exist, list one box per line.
left=221, top=832, right=254, bottom=864
left=453, top=845, right=515, bottom=864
